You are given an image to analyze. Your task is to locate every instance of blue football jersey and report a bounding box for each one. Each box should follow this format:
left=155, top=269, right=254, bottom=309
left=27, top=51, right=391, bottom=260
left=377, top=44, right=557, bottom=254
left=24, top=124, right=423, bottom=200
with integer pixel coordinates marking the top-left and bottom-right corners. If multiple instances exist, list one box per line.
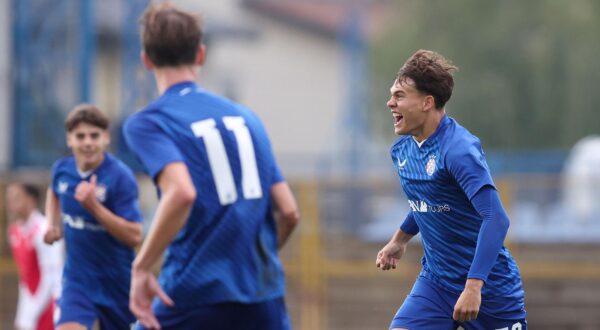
left=390, top=115, right=524, bottom=300
left=123, top=81, right=285, bottom=308
left=50, top=153, right=143, bottom=306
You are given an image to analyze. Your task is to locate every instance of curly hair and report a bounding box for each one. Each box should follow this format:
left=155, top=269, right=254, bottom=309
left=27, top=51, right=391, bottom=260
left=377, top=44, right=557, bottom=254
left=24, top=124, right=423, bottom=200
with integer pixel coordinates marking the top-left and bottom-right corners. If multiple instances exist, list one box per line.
left=396, top=50, right=458, bottom=109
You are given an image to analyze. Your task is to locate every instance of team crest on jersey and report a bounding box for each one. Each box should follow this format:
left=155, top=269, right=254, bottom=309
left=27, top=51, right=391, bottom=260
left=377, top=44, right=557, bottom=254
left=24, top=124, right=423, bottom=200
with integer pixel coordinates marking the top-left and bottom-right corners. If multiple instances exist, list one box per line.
left=426, top=155, right=436, bottom=176
left=95, top=184, right=107, bottom=202
left=58, top=181, right=69, bottom=194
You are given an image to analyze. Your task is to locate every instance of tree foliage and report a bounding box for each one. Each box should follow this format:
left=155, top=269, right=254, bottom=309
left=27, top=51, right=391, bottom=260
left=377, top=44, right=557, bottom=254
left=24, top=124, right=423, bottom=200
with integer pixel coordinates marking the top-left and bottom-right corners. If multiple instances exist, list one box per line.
left=370, top=0, right=600, bottom=149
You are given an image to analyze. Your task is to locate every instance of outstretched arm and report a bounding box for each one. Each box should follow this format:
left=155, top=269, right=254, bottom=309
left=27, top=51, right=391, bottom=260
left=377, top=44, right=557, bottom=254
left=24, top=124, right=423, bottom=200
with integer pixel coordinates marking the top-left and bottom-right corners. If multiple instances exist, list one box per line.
left=271, top=182, right=300, bottom=250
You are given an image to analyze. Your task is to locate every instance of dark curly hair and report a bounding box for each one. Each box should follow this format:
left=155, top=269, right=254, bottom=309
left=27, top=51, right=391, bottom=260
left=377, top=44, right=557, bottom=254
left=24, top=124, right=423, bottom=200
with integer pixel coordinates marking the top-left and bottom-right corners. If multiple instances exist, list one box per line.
left=396, top=50, right=458, bottom=109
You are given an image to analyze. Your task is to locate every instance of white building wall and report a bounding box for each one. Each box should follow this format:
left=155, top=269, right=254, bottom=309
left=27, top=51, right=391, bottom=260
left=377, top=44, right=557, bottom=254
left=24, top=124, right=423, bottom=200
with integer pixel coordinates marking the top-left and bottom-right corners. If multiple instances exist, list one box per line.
left=188, top=1, right=343, bottom=176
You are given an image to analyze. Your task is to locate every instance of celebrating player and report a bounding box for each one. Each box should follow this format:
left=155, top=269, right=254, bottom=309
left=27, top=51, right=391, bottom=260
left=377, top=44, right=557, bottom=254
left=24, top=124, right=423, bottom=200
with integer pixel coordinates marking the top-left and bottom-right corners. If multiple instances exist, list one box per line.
left=44, top=104, right=143, bottom=329
left=376, top=50, right=527, bottom=330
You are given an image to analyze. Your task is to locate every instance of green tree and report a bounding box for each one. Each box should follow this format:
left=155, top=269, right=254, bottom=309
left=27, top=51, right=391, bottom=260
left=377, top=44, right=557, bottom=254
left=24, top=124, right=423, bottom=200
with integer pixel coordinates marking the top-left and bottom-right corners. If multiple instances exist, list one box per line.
left=370, top=0, right=600, bottom=149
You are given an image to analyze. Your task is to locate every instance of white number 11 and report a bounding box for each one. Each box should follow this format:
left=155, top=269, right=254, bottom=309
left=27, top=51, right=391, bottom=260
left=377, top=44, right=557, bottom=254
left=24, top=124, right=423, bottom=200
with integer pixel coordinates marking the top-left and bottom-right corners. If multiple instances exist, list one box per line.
left=190, top=116, right=263, bottom=205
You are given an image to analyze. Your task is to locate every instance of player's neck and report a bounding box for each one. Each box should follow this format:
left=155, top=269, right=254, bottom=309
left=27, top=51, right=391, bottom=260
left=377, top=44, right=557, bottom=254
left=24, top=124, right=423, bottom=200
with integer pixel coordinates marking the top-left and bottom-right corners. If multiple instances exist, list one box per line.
left=414, top=108, right=446, bottom=142
left=76, top=153, right=105, bottom=173
left=154, top=66, right=198, bottom=95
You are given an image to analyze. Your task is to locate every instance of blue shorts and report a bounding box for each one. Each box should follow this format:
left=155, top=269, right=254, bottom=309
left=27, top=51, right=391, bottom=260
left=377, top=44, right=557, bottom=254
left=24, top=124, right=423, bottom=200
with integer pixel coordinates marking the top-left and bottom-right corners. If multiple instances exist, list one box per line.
left=135, top=297, right=290, bottom=330
left=391, top=276, right=527, bottom=330
left=55, top=284, right=135, bottom=329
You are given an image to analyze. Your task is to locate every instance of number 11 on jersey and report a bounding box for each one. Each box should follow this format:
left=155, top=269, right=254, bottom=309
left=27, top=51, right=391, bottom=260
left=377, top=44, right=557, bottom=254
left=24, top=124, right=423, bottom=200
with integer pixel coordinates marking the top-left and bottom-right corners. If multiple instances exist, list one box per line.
left=191, top=116, right=263, bottom=205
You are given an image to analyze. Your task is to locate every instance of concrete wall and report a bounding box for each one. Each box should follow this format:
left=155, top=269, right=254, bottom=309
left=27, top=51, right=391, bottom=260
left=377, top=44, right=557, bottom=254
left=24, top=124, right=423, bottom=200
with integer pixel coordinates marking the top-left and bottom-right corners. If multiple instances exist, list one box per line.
left=90, top=0, right=348, bottom=177
left=185, top=1, right=343, bottom=176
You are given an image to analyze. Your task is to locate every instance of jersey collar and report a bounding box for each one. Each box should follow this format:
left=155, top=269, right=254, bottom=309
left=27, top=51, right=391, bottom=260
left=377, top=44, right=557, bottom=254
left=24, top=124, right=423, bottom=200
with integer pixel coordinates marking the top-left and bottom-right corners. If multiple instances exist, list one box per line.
left=75, top=152, right=109, bottom=178
left=413, top=115, right=450, bottom=148
left=165, top=81, right=198, bottom=95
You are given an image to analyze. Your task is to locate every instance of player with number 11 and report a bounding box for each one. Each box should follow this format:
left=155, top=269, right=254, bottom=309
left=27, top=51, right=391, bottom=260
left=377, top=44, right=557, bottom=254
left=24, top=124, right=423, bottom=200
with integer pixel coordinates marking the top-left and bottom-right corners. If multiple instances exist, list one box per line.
left=123, top=3, right=300, bottom=329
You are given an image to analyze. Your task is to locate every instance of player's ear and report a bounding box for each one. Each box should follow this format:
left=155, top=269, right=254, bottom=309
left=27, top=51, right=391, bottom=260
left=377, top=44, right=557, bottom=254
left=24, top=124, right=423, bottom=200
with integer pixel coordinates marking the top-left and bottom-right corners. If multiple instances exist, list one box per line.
left=141, top=51, right=155, bottom=70
left=196, top=44, right=206, bottom=66
left=423, top=95, right=435, bottom=111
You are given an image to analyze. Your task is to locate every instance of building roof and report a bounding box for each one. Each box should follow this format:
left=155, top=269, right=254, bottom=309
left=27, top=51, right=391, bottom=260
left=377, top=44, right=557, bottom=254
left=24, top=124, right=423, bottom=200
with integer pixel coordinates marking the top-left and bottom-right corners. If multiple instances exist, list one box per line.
left=242, top=0, right=393, bottom=39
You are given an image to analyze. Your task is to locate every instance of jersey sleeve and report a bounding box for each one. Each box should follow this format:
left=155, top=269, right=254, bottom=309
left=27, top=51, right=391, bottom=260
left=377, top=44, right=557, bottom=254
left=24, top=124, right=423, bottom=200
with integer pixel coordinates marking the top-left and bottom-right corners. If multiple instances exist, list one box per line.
left=400, top=211, right=419, bottom=235
left=446, top=138, right=495, bottom=200
left=112, top=166, right=143, bottom=222
left=248, top=110, right=285, bottom=185
left=271, top=160, right=284, bottom=184
left=123, top=112, right=184, bottom=181
left=467, top=186, right=510, bottom=281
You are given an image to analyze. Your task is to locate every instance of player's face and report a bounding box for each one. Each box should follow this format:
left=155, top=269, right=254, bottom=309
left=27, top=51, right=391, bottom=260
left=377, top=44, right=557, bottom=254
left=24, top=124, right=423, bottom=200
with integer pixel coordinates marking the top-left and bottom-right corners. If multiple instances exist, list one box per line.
left=5, top=185, right=31, bottom=221
left=387, top=78, right=428, bottom=136
left=67, top=123, right=109, bottom=171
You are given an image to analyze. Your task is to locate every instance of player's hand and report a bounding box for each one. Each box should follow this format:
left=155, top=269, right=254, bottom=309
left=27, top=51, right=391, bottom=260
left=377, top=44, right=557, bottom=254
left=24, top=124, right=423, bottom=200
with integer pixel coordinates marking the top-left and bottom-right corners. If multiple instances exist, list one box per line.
left=376, top=241, right=406, bottom=270
left=75, top=174, right=98, bottom=210
left=43, top=226, right=63, bottom=244
left=130, top=268, right=174, bottom=329
left=453, top=279, right=483, bottom=322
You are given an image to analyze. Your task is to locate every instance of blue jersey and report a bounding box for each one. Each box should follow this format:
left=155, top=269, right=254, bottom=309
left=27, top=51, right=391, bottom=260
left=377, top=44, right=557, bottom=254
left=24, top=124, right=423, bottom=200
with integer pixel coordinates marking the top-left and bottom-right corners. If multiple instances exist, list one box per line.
left=123, top=81, right=285, bottom=308
left=50, top=153, right=142, bottom=306
left=390, top=115, right=524, bottom=300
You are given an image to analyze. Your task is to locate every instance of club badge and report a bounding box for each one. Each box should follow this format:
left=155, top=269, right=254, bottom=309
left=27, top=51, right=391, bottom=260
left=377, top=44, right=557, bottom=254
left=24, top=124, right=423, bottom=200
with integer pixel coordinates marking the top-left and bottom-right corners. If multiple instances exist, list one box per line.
left=426, top=155, right=436, bottom=176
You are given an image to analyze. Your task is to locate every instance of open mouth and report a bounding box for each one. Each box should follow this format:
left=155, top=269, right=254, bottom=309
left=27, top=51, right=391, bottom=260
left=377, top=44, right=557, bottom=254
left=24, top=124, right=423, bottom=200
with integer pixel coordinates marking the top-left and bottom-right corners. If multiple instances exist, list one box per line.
left=393, top=113, right=403, bottom=127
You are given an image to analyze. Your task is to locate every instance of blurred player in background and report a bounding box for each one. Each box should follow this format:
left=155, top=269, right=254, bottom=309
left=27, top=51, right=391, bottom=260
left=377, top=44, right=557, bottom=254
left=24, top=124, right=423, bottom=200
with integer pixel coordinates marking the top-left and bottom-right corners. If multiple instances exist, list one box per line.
left=7, top=182, right=63, bottom=330
left=376, top=50, right=527, bottom=330
left=44, top=104, right=143, bottom=329
left=123, top=3, right=300, bottom=329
